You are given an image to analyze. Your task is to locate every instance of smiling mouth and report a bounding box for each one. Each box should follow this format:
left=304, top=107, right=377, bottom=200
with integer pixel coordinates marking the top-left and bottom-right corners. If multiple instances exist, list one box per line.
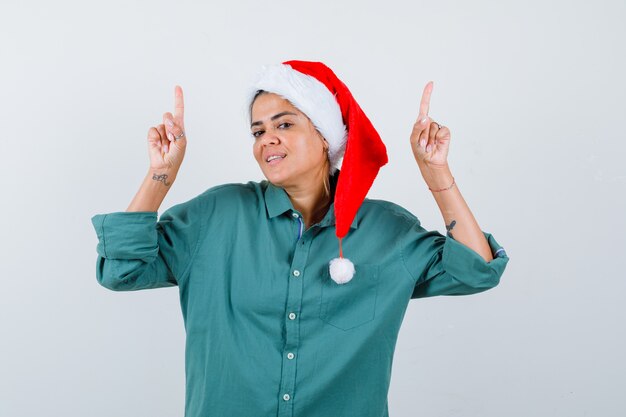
left=266, top=154, right=286, bottom=163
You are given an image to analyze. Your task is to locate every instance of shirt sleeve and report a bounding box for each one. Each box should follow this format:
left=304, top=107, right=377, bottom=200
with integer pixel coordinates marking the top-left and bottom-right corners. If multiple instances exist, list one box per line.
left=90, top=200, right=204, bottom=291
left=401, top=220, right=510, bottom=299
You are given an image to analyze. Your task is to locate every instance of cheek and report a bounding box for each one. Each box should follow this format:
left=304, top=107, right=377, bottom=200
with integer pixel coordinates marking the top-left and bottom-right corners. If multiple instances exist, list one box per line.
left=252, top=142, right=262, bottom=161
left=305, top=138, right=326, bottom=160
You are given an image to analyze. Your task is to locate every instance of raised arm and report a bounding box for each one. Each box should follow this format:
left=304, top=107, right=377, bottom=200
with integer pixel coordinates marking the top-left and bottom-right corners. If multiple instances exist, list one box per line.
left=409, top=81, right=493, bottom=262
left=127, top=85, right=188, bottom=212
left=91, top=86, right=199, bottom=291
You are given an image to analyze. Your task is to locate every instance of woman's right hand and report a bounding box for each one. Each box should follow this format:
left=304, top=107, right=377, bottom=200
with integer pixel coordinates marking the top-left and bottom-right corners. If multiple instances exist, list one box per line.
left=147, top=85, right=187, bottom=171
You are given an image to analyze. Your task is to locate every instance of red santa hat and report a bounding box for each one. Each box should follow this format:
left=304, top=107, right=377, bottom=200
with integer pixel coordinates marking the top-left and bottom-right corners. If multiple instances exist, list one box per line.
left=249, top=60, right=388, bottom=284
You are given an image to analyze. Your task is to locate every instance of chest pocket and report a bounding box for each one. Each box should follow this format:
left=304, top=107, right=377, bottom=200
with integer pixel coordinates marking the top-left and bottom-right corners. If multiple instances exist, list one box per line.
left=319, top=265, right=380, bottom=331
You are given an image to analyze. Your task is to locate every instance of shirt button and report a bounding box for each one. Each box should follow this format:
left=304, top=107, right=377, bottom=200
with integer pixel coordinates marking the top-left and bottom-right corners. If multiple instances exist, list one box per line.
left=292, top=212, right=299, bottom=218
left=288, top=312, right=296, bottom=320
left=283, top=393, right=291, bottom=401
left=287, top=352, right=295, bottom=360
left=293, top=270, right=300, bottom=277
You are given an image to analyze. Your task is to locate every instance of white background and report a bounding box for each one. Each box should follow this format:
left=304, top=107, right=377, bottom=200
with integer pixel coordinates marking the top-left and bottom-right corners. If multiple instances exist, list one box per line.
left=1, top=0, right=625, bottom=416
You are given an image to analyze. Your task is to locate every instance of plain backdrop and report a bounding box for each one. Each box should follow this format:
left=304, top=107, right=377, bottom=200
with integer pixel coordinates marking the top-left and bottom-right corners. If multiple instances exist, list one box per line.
left=1, top=0, right=625, bottom=416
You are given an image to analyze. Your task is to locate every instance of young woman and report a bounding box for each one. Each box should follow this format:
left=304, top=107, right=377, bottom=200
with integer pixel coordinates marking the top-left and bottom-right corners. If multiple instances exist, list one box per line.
left=91, top=60, right=509, bottom=417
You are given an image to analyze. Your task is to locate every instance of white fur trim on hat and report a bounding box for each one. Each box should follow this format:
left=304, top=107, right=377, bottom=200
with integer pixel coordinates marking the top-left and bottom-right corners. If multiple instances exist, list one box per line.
left=248, top=64, right=347, bottom=172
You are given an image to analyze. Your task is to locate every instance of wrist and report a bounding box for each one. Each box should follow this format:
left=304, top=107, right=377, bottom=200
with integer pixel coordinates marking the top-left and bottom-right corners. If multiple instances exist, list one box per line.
left=147, top=168, right=178, bottom=188
left=418, top=163, right=453, bottom=190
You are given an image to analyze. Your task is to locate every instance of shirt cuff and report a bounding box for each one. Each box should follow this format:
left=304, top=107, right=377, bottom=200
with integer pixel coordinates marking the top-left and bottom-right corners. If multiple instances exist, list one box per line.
left=442, top=231, right=509, bottom=287
left=91, top=211, right=159, bottom=262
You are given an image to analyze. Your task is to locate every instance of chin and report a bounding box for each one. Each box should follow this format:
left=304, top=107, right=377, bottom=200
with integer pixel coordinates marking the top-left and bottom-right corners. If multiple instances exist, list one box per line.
left=262, top=169, right=292, bottom=188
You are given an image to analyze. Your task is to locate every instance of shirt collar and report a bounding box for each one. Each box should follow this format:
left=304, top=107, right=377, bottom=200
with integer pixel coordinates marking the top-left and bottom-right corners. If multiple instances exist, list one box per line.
left=264, top=181, right=294, bottom=219
left=263, top=171, right=359, bottom=230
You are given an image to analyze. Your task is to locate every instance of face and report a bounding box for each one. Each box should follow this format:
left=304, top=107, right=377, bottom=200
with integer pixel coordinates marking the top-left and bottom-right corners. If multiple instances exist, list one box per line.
left=251, top=92, right=329, bottom=190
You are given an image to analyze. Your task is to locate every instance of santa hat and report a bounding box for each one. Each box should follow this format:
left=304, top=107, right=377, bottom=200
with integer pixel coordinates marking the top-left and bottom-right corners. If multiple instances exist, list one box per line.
left=249, top=60, right=388, bottom=284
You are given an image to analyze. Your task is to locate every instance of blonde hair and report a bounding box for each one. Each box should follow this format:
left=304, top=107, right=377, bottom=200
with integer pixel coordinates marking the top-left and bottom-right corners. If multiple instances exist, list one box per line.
left=321, top=140, right=331, bottom=198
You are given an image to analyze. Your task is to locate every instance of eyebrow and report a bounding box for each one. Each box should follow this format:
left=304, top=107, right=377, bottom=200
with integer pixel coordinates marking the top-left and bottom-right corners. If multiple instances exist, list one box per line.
left=250, top=111, right=298, bottom=127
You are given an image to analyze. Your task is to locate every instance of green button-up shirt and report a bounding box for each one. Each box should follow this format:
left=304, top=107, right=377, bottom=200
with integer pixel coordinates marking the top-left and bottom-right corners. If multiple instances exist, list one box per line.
left=91, top=176, right=509, bottom=417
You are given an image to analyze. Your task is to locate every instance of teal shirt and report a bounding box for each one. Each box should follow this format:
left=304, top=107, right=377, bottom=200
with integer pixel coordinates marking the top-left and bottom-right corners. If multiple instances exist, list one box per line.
left=91, top=177, right=509, bottom=417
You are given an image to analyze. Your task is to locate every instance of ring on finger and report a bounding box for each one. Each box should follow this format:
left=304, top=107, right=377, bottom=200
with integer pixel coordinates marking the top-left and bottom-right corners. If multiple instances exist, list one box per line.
left=174, top=131, right=185, bottom=140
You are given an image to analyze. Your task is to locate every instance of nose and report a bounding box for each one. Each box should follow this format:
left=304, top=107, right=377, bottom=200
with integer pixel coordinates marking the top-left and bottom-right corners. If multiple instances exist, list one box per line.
left=261, top=128, right=280, bottom=146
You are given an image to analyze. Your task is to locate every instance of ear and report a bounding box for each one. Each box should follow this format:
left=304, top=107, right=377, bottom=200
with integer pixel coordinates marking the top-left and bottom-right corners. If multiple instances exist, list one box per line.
left=315, top=129, right=329, bottom=151
left=321, top=138, right=330, bottom=155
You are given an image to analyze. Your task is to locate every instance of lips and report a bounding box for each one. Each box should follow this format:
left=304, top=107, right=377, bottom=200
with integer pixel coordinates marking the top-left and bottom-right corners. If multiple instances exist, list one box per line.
left=265, top=153, right=286, bottom=164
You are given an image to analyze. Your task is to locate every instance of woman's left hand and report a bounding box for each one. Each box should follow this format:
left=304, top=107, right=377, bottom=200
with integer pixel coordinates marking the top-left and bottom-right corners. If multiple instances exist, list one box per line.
left=410, top=81, right=451, bottom=168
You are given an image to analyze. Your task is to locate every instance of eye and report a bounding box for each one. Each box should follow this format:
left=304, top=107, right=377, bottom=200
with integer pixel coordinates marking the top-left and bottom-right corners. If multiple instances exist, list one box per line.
left=251, top=130, right=264, bottom=138
left=278, top=122, right=292, bottom=129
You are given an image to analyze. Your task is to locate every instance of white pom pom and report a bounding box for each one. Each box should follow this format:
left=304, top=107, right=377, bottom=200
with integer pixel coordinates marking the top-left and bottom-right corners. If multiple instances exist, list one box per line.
left=329, top=257, right=355, bottom=284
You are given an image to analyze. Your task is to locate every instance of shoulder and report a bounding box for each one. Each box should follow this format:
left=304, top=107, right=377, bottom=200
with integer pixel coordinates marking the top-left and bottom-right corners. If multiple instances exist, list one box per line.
left=197, top=181, right=265, bottom=202
left=360, top=198, right=421, bottom=227
left=194, top=180, right=269, bottom=205
left=353, top=199, right=426, bottom=262
left=161, top=180, right=268, bottom=217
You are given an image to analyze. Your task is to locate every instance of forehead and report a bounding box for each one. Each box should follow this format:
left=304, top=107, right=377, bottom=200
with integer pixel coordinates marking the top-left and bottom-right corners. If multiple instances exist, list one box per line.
left=251, top=92, right=303, bottom=120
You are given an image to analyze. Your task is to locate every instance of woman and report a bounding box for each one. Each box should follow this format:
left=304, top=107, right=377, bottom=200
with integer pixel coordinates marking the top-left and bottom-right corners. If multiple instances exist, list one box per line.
left=91, top=60, right=509, bottom=417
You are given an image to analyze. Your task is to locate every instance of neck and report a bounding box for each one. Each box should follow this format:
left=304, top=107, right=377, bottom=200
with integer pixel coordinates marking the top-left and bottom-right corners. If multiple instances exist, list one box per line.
left=283, top=172, right=331, bottom=230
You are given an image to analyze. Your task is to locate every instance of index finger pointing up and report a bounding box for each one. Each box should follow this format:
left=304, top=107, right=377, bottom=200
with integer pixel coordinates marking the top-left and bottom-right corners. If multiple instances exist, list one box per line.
left=174, top=85, right=184, bottom=122
left=419, top=81, right=434, bottom=116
